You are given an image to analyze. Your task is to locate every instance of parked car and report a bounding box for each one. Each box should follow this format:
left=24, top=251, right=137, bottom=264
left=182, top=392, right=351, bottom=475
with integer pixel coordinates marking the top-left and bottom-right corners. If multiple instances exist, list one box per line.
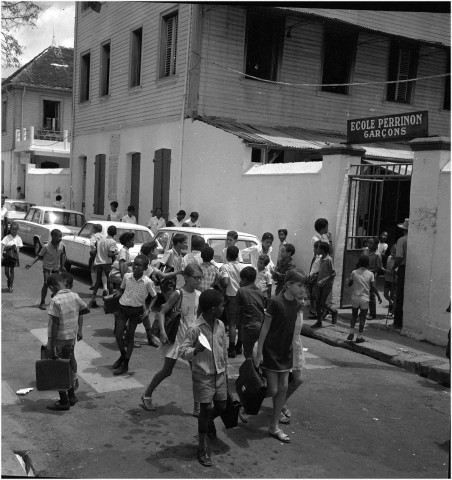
left=62, top=220, right=154, bottom=272
left=15, top=206, right=86, bottom=254
left=153, top=227, right=260, bottom=267
left=3, top=199, right=36, bottom=235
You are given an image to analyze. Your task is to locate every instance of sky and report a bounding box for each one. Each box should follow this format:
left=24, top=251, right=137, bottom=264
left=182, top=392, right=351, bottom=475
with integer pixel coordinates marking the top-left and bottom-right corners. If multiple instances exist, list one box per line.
left=2, top=1, right=75, bottom=78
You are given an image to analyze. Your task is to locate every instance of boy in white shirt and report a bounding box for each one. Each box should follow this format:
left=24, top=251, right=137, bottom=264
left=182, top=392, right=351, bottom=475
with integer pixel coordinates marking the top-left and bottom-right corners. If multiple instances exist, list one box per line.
left=122, top=205, right=137, bottom=224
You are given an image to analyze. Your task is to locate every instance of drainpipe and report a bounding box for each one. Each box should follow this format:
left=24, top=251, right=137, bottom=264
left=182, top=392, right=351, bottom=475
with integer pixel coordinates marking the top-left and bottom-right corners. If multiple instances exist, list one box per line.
left=69, top=6, right=79, bottom=209
left=178, top=4, right=192, bottom=210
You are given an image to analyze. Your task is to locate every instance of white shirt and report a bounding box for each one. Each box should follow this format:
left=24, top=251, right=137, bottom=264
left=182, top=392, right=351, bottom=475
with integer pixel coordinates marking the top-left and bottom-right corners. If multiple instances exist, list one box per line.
left=170, top=218, right=185, bottom=227
left=311, top=232, right=330, bottom=248
left=147, top=216, right=166, bottom=234
left=53, top=200, right=66, bottom=208
left=240, top=244, right=274, bottom=270
left=186, top=219, right=202, bottom=228
left=1, top=234, right=23, bottom=249
left=108, top=210, right=122, bottom=221
left=122, top=214, right=137, bottom=224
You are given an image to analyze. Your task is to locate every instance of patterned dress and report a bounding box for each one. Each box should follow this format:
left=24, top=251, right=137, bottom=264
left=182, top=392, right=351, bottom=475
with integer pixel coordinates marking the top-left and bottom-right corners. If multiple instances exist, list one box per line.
left=292, top=311, right=306, bottom=371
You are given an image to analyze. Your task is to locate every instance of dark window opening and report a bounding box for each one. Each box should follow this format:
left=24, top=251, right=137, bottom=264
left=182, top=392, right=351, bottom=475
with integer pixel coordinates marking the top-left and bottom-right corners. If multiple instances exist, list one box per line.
left=251, top=148, right=262, bottom=162
left=130, top=27, right=143, bottom=87
left=100, top=42, right=111, bottom=96
left=160, top=12, right=178, bottom=77
left=94, top=154, right=106, bottom=215
left=444, top=53, right=450, bottom=111
left=42, top=100, right=60, bottom=130
left=245, top=9, right=284, bottom=81
left=2, top=100, right=6, bottom=133
left=321, top=26, right=357, bottom=95
left=386, top=41, right=418, bottom=103
left=80, top=52, right=91, bottom=102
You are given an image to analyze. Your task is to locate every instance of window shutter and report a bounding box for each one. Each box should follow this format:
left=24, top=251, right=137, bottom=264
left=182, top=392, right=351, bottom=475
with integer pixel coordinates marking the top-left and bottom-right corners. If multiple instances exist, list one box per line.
left=165, top=14, right=178, bottom=76
left=108, top=155, right=118, bottom=199
left=81, top=157, right=87, bottom=213
left=396, top=48, right=411, bottom=102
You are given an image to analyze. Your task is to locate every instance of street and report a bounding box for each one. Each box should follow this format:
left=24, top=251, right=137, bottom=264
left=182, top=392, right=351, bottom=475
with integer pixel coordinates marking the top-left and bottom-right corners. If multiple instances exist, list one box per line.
left=2, top=247, right=450, bottom=478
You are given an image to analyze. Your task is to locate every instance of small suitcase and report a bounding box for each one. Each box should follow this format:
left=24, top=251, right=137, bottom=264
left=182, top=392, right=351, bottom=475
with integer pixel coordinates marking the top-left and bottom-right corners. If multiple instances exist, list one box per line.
left=103, top=292, right=122, bottom=314
left=235, top=358, right=267, bottom=415
left=220, top=390, right=241, bottom=429
left=35, top=358, right=74, bottom=391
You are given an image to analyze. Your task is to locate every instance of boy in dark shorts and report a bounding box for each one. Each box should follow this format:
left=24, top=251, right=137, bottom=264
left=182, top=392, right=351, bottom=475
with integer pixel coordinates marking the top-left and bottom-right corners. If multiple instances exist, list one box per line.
left=179, top=289, right=228, bottom=467
left=26, top=229, right=66, bottom=310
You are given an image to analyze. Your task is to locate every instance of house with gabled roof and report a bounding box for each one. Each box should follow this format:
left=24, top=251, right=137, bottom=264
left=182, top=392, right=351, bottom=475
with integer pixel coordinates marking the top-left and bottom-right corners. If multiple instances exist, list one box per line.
left=1, top=45, right=73, bottom=203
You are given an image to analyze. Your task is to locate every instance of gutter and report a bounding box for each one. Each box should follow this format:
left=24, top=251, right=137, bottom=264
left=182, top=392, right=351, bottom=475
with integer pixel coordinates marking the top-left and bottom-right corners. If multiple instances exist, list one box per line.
left=69, top=5, right=78, bottom=209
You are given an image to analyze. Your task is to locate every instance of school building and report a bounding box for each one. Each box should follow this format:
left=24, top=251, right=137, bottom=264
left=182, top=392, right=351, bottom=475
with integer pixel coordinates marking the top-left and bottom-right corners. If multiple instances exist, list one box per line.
left=70, top=4, right=450, bottom=345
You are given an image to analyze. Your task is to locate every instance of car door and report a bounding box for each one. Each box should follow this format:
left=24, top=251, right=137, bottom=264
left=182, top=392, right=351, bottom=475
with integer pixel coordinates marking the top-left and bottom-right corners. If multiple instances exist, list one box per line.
left=19, top=208, right=38, bottom=245
left=65, top=223, right=94, bottom=268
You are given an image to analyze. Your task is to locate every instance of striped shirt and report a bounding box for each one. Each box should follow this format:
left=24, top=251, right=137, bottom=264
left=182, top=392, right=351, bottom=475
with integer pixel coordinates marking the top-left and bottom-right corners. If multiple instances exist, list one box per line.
left=119, top=272, right=156, bottom=307
left=179, top=315, right=228, bottom=375
left=47, top=289, right=88, bottom=340
left=255, top=268, right=272, bottom=292
left=198, top=262, right=218, bottom=292
left=220, top=260, right=245, bottom=297
left=39, top=241, right=65, bottom=271
left=95, top=236, right=118, bottom=265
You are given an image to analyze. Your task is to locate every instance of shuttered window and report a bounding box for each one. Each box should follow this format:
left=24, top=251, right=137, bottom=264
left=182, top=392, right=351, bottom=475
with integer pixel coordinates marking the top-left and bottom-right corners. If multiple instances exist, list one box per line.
left=81, top=156, right=87, bottom=214
left=160, top=11, right=178, bottom=77
left=387, top=41, right=418, bottom=103
left=80, top=52, right=91, bottom=102
left=130, top=27, right=143, bottom=87
left=444, top=53, right=450, bottom=111
left=2, top=99, right=6, bottom=133
left=94, top=154, right=106, bottom=215
left=108, top=155, right=118, bottom=200
left=100, top=41, right=111, bottom=96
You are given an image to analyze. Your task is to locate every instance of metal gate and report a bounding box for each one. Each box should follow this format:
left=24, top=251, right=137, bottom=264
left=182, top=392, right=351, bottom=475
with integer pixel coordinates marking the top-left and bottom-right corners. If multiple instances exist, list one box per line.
left=340, top=162, right=412, bottom=307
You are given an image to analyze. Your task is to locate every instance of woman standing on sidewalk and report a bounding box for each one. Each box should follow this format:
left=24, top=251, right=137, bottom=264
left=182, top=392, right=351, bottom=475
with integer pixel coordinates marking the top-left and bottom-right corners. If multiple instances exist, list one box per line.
left=141, top=263, right=202, bottom=415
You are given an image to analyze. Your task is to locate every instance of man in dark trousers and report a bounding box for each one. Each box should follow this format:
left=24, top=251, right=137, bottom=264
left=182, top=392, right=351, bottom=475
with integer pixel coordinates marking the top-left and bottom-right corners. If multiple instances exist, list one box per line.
left=391, top=218, right=409, bottom=329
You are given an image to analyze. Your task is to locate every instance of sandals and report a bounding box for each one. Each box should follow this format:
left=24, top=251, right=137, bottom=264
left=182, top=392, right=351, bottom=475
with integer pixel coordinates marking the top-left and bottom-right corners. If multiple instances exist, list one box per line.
left=279, top=413, right=290, bottom=425
left=281, top=406, right=291, bottom=418
left=141, top=395, right=156, bottom=411
left=269, top=428, right=291, bottom=443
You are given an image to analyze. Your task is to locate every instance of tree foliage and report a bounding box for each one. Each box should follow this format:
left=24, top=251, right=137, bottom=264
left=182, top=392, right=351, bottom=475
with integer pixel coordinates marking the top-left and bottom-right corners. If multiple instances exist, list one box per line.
left=1, top=1, right=42, bottom=69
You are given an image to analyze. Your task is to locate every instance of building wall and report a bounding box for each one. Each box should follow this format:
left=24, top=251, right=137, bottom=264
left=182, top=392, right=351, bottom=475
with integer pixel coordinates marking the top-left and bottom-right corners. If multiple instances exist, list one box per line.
left=73, top=2, right=190, bottom=136
left=403, top=139, right=450, bottom=346
left=195, top=6, right=450, bottom=136
left=25, top=164, right=71, bottom=207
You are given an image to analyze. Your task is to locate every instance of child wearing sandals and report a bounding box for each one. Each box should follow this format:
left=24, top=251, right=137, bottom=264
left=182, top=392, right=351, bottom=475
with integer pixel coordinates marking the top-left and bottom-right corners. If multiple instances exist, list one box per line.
left=347, top=255, right=382, bottom=343
left=179, top=289, right=227, bottom=467
left=255, top=269, right=305, bottom=443
left=141, top=263, right=202, bottom=415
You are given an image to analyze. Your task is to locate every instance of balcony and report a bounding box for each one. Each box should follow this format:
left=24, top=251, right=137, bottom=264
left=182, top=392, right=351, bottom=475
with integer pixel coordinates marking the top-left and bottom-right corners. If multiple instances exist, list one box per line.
left=15, top=126, right=71, bottom=157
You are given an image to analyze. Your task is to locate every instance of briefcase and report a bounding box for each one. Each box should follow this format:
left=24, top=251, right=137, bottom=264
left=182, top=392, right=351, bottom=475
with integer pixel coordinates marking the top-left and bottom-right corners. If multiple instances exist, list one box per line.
left=103, top=292, right=122, bottom=314
left=220, top=390, right=241, bottom=429
left=35, top=359, right=74, bottom=391
left=235, top=358, right=267, bottom=415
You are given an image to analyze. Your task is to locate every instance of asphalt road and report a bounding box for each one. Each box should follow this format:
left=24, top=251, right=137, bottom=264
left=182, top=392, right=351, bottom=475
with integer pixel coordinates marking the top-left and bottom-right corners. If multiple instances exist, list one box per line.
left=2, top=248, right=450, bottom=478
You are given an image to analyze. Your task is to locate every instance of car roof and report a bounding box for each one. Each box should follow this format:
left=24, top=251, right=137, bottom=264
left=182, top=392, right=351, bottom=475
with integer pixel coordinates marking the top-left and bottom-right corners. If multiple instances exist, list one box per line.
left=84, top=220, right=152, bottom=231
left=158, top=227, right=258, bottom=238
left=30, top=206, right=85, bottom=215
left=5, top=199, right=35, bottom=204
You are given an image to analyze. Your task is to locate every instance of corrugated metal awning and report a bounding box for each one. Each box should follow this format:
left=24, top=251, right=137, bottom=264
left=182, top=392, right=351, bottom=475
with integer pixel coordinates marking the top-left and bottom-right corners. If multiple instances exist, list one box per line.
left=196, top=116, right=414, bottom=162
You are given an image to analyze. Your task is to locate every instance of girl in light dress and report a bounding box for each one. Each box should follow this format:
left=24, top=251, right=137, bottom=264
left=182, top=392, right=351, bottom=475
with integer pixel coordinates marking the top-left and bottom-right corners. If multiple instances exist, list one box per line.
left=141, top=263, right=202, bottom=415
left=1, top=222, right=23, bottom=292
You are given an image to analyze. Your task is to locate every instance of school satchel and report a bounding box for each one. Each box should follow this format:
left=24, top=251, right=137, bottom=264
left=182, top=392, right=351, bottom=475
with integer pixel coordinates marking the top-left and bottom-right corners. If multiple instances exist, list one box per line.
left=150, top=289, right=183, bottom=343
left=2, top=244, right=18, bottom=267
left=235, top=358, right=268, bottom=415
left=103, top=292, right=122, bottom=314
left=36, top=358, right=74, bottom=391
left=220, top=389, right=241, bottom=429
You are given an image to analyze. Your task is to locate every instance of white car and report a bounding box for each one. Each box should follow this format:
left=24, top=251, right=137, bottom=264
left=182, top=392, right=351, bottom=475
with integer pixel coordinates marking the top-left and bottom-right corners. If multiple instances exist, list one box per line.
left=153, top=227, right=260, bottom=267
left=62, top=220, right=154, bottom=271
left=15, top=206, right=86, bottom=254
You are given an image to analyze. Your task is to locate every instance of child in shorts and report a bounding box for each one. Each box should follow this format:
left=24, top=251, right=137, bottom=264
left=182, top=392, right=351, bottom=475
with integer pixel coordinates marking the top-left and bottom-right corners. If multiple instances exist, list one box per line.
left=179, top=289, right=227, bottom=467
left=255, top=254, right=272, bottom=306
left=347, top=255, right=382, bottom=343
left=1, top=221, right=23, bottom=292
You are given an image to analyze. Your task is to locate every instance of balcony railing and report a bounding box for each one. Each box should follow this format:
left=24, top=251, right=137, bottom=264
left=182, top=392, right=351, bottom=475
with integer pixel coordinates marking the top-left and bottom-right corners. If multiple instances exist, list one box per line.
left=15, top=126, right=71, bottom=152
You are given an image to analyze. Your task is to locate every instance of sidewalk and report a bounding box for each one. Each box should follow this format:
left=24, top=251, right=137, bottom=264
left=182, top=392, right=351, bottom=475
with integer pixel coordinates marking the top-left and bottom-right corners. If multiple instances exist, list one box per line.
left=302, top=306, right=450, bottom=386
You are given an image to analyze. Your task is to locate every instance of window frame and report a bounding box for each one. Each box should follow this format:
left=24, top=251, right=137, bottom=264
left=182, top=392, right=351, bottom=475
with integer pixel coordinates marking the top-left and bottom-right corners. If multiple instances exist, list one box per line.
left=159, top=9, right=179, bottom=78
left=386, top=40, right=419, bottom=104
left=100, top=40, right=112, bottom=97
left=129, top=26, right=143, bottom=88
left=2, top=98, right=6, bottom=133
left=93, top=154, right=106, bottom=215
left=79, top=50, right=91, bottom=103
left=321, top=25, right=357, bottom=95
left=443, top=52, right=450, bottom=111
left=244, top=8, right=285, bottom=82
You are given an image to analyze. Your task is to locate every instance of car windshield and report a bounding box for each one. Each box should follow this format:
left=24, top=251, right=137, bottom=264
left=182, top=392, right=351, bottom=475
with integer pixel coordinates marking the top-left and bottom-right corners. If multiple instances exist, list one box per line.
left=208, top=239, right=256, bottom=263
left=43, top=211, right=85, bottom=227
left=5, top=202, right=32, bottom=212
left=114, top=228, right=152, bottom=244
left=154, top=231, right=170, bottom=253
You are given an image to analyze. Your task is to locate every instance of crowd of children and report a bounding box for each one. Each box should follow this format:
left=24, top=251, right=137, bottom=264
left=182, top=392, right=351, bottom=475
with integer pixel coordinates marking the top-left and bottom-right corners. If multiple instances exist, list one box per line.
left=2, top=215, right=404, bottom=467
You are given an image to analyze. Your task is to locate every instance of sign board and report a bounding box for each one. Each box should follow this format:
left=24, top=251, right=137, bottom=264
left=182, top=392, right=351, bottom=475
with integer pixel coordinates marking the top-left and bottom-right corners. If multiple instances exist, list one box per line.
left=347, top=111, right=428, bottom=143
left=19, top=153, right=31, bottom=164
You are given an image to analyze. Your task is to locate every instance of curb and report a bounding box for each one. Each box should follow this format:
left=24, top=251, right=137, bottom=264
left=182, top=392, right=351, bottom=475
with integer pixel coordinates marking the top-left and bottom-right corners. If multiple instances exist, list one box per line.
left=301, top=324, right=450, bottom=386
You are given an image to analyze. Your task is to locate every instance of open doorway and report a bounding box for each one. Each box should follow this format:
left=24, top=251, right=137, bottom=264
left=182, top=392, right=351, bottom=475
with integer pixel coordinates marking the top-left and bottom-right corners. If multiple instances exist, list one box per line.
left=340, top=162, right=411, bottom=307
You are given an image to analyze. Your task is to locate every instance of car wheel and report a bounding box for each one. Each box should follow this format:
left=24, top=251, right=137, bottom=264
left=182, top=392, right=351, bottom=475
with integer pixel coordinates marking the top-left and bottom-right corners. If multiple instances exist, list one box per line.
left=34, top=238, right=42, bottom=256
left=64, top=261, right=72, bottom=272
